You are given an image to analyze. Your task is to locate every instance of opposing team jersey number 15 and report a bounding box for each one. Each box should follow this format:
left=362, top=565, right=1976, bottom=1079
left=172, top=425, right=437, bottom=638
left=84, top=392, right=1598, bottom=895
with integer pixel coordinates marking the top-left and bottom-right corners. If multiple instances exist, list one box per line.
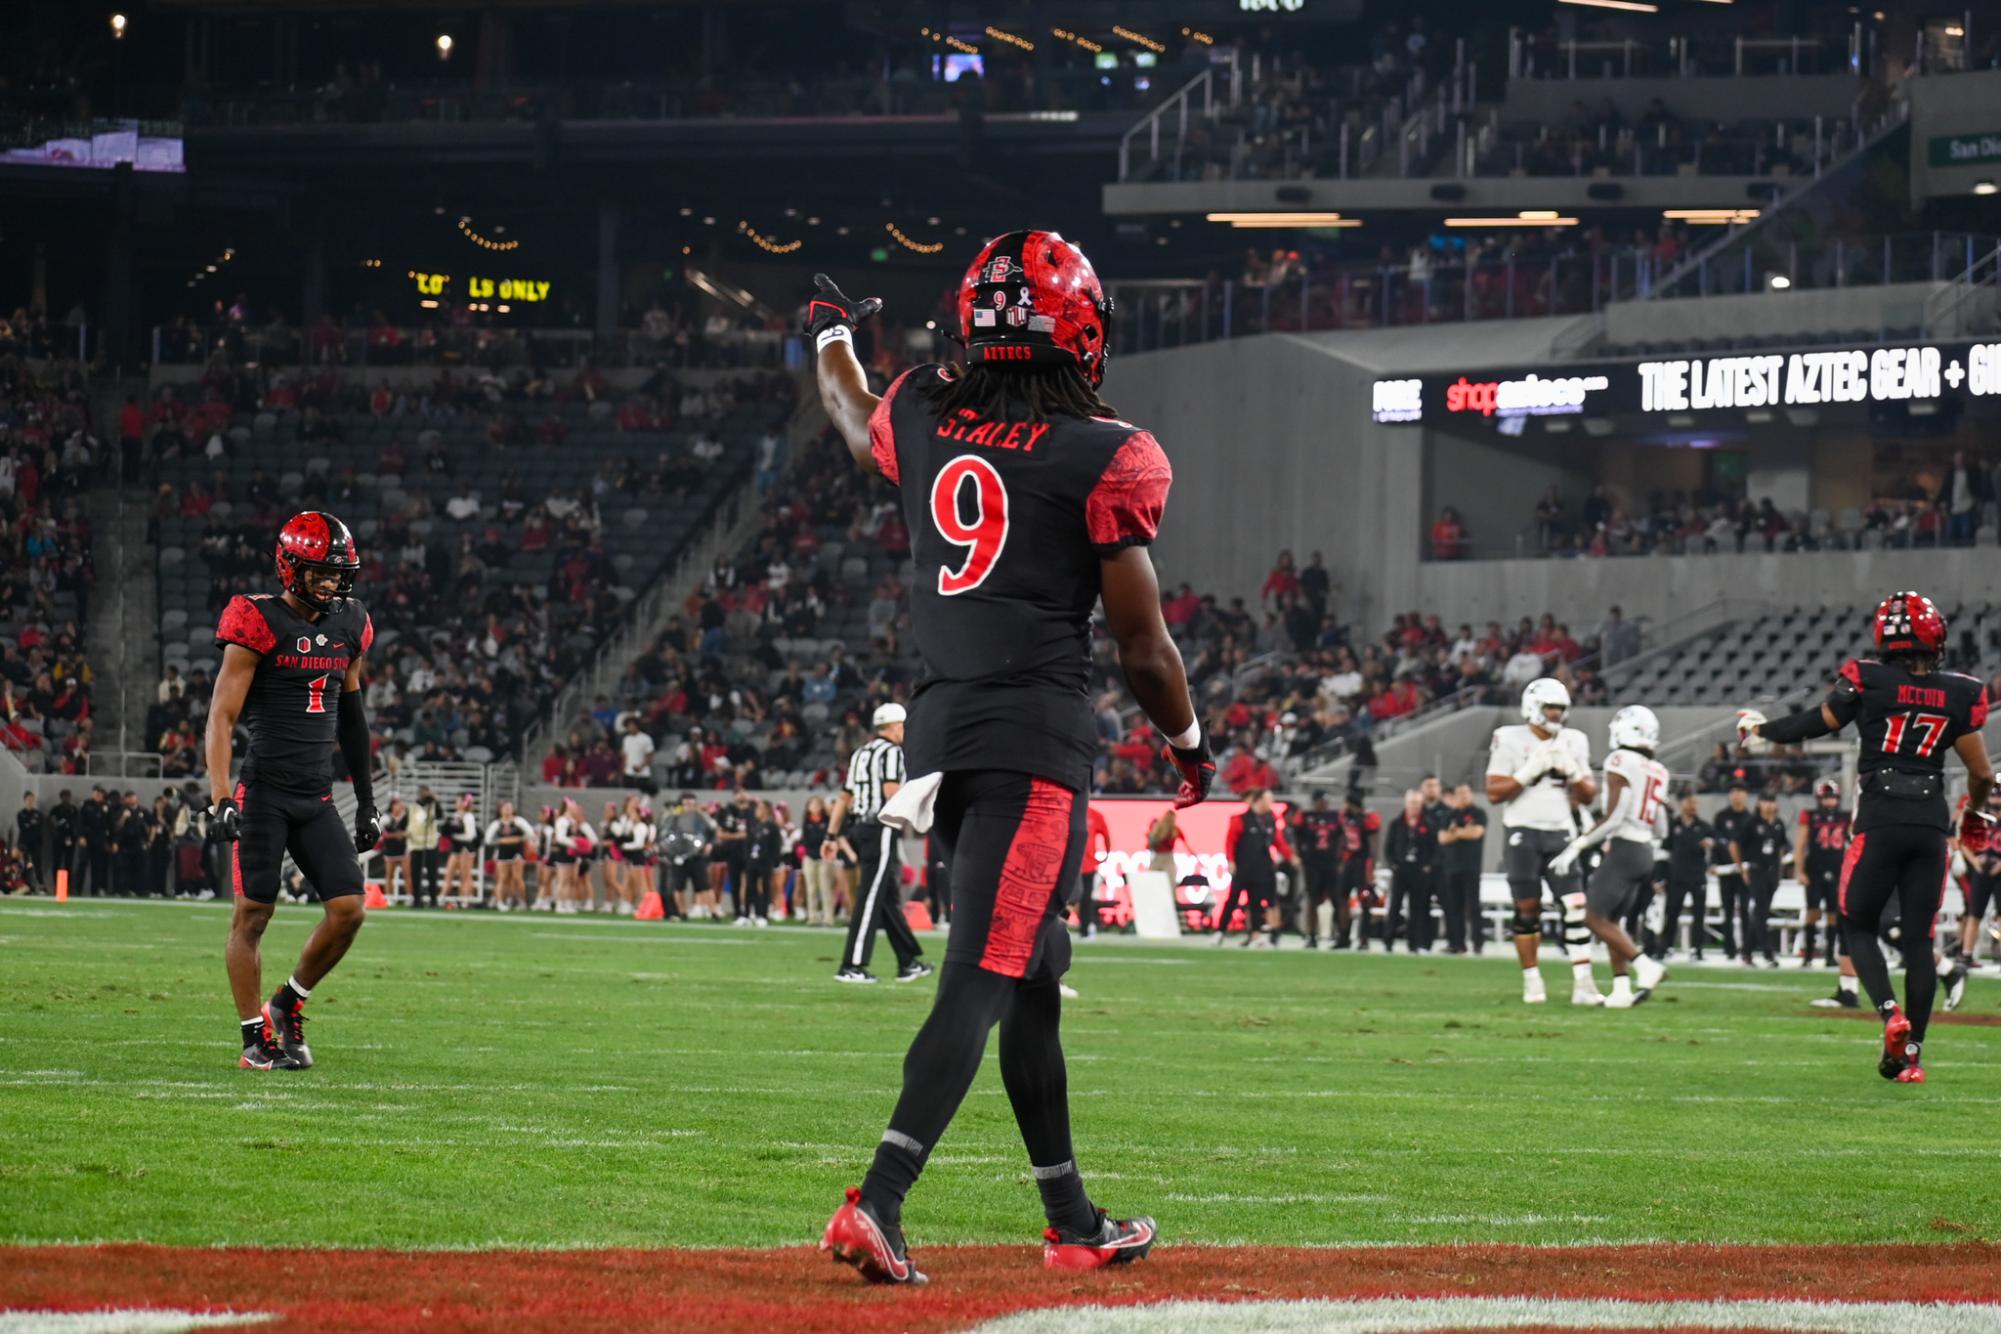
left=929, top=455, right=1010, bottom=595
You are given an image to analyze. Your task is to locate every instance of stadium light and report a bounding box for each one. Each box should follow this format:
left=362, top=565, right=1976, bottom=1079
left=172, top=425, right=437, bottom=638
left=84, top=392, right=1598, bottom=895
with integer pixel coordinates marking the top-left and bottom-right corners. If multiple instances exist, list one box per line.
left=1557, top=0, right=1659, bottom=10
left=1206, top=212, right=1357, bottom=228
left=436, top=33, right=454, bottom=59
left=1767, top=274, right=1792, bottom=290
left=1974, top=180, right=1999, bottom=196
left=1444, top=213, right=1578, bottom=227
left=109, top=12, right=128, bottom=39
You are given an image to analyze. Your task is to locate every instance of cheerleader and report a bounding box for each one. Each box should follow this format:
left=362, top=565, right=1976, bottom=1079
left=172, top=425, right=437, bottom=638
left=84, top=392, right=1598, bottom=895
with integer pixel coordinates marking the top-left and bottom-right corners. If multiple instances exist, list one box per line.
left=617, top=795, right=654, bottom=915
left=599, top=799, right=626, bottom=911
left=766, top=800, right=798, bottom=923
left=532, top=805, right=560, bottom=911
left=379, top=797, right=412, bottom=904
left=486, top=800, right=535, bottom=911
left=440, top=793, right=482, bottom=906
left=552, top=798, right=597, bottom=914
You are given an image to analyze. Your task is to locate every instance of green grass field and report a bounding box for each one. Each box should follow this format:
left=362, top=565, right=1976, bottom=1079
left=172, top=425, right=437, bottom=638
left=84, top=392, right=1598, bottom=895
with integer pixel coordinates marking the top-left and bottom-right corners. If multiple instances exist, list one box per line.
left=4, top=897, right=1998, bottom=1252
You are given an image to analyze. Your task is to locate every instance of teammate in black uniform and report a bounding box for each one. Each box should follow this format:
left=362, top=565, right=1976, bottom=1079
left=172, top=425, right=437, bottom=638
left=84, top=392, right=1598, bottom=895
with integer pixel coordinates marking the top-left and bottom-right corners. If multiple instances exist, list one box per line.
left=1956, top=789, right=2001, bottom=966
left=1730, top=794, right=1788, bottom=969
left=810, top=232, right=1210, bottom=1282
left=208, top=512, right=380, bottom=1071
left=1293, top=792, right=1343, bottom=949
left=1739, top=591, right=1993, bottom=1083
left=1795, top=779, right=1851, bottom=967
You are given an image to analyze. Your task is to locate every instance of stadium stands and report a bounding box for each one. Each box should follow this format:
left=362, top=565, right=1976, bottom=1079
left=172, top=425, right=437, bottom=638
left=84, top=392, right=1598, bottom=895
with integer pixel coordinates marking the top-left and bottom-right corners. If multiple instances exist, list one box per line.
left=142, top=365, right=792, bottom=772
left=0, top=347, right=104, bottom=775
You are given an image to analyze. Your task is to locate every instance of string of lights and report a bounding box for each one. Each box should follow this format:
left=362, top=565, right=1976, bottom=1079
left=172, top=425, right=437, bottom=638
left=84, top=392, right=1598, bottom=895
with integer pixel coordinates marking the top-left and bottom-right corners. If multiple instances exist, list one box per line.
left=739, top=221, right=803, bottom=254
left=1181, top=27, right=1215, bottom=45
left=1052, top=26, right=1103, bottom=53
left=186, top=246, right=235, bottom=288
left=984, top=25, right=1034, bottom=51
left=458, top=215, right=520, bottom=252
left=886, top=222, right=945, bottom=255
left=1111, top=25, right=1165, bottom=53
left=919, top=25, right=978, bottom=54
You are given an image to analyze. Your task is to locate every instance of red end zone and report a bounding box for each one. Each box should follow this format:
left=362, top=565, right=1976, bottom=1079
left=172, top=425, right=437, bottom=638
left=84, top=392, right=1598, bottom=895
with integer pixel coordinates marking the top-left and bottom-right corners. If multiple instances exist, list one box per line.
left=5, top=1243, right=1999, bottom=1333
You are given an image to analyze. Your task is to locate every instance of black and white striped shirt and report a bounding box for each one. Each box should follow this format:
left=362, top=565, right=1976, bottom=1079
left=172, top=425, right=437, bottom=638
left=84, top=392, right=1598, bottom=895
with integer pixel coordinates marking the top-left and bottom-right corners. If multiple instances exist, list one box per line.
left=844, top=736, right=905, bottom=824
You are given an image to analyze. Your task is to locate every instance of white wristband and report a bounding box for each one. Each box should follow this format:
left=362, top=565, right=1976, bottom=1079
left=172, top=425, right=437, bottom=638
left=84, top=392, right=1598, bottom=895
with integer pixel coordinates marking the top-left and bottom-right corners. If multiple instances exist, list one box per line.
left=1167, top=721, right=1202, bottom=751
left=815, top=325, right=853, bottom=354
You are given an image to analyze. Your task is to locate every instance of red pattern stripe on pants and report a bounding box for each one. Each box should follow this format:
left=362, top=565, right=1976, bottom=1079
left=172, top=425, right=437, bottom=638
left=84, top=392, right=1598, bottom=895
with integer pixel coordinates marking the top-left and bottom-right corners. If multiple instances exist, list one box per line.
left=1835, top=830, right=1867, bottom=917
left=978, top=778, right=1075, bottom=978
left=231, top=782, right=246, bottom=898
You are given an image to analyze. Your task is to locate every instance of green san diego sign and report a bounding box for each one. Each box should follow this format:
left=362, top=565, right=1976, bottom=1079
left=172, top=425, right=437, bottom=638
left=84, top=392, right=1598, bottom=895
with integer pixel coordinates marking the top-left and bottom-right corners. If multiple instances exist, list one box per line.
left=1929, top=131, right=2001, bottom=167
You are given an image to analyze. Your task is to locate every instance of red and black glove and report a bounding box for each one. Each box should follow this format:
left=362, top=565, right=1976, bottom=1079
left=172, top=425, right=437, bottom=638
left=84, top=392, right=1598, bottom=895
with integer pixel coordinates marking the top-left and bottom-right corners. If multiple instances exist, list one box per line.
left=1164, top=739, right=1216, bottom=810
left=805, top=274, right=883, bottom=343
left=1959, top=804, right=1996, bottom=855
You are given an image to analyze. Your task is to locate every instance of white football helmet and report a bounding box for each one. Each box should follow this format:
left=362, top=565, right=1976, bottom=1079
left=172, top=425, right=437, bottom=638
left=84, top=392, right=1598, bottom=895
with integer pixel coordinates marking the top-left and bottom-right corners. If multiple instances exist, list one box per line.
left=1608, top=704, right=1660, bottom=754
left=1521, top=677, right=1571, bottom=730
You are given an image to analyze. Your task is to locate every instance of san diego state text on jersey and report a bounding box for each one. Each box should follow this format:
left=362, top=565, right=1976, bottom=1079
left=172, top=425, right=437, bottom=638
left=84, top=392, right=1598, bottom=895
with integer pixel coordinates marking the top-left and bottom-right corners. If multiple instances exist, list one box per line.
left=216, top=593, right=375, bottom=792
left=1829, top=658, right=1988, bottom=833
left=869, top=364, right=1171, bottom=792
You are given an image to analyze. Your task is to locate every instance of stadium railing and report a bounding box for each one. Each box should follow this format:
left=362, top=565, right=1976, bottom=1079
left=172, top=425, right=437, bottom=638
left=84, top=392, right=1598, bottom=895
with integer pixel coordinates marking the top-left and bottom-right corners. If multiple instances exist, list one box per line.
left=1108, top=230, right=1993, bottom=353
left=151, top=324, right=798, bottom=373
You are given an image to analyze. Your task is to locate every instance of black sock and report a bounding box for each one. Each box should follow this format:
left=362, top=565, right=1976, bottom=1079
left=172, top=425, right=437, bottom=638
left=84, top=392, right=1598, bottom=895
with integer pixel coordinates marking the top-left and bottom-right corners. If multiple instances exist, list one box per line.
left=861, top=1133, right=924, bottom=1229
left=1032, top=1161, right=1097, bottom=1236
left=273, top=981, right=304, bottom=1013
left=240, top=1018, right=263, bottom=1048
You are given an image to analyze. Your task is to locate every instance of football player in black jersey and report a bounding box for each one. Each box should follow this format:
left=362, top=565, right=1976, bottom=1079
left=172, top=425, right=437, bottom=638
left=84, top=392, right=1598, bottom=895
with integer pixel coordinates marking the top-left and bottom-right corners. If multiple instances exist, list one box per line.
left=809, top=233, right=1211, bottom=1283
left=1794, top=779, right=1851, bottom=968
left=207, top=512, right=380, bottom=1071
left=1738, top=591, right=1993, bottom=1082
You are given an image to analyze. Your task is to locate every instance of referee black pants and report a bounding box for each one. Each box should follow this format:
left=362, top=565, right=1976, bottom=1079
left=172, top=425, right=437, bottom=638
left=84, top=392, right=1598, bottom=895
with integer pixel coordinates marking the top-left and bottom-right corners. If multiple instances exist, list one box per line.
left=841, top=823, right=922, bottom=973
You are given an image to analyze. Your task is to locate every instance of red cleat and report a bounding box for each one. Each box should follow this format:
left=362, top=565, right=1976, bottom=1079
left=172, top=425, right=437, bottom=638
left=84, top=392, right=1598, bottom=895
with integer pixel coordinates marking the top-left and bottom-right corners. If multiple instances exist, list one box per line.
left=1043, top=1210, right=1157, bottom=1271
left=1879, top=1009, right=1913, bottom=1081
left=1896, top=1064, right=1927, bottom=1084
left=820, top=1187, right=926, bottom=1285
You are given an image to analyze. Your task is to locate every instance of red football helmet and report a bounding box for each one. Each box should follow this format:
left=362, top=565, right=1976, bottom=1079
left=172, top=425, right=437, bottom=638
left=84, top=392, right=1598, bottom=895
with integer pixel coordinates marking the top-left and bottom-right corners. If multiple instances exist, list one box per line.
left=956, top=230, right=1114, bottom=386
left=276, top=511, right=361, bottom=613
left=1815, top=778, right=1841, bottom=803
left=1873, top=590, right=1946, bottom=658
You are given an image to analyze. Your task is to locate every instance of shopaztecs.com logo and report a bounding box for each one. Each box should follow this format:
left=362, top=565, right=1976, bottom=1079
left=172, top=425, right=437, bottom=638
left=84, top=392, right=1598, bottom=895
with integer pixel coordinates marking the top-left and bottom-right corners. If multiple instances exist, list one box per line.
left=1445, top=372, right=1609, bottom=417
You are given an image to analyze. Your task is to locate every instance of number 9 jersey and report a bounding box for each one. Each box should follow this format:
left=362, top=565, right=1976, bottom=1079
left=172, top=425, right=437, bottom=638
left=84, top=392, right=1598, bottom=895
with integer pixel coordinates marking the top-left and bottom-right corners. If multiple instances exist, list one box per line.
left=868, top=364, right=1171, bottom=793
left=215, top=592, right=375, bottom=794
left=1829, top=657, right=1989, bottom=834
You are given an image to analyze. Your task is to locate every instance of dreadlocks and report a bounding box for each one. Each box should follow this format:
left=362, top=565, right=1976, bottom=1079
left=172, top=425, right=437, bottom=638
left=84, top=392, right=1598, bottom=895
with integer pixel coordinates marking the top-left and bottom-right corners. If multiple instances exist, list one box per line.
left=918, top=363, right=1116, bottom=423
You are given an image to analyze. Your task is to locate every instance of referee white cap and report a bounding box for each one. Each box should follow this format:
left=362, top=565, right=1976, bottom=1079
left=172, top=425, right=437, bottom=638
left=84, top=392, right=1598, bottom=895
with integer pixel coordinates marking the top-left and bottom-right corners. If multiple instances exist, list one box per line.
left=872, top=703, right=907, bottom=728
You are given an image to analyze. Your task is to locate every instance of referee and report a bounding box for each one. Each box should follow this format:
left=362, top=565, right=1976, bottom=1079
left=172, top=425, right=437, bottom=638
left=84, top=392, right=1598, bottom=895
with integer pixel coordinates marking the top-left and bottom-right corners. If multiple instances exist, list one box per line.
left=826, top=703, right=931, bottom=984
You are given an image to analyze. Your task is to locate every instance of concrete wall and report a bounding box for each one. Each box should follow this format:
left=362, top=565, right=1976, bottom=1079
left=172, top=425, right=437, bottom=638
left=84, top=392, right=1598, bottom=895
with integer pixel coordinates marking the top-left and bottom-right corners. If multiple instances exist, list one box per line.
left=1600, top=283, right=1942, bottom=349
left=1428, top=432, right=1585, bottom=563
left=1908, top=69, right=2001, bottom=203
left=1504, top=74, right=1858, bottom=127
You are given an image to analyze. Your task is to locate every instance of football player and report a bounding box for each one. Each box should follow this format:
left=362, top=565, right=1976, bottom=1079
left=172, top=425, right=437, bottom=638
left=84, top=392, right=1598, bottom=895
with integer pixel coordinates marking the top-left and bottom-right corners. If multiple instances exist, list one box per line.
left=1485, top=678, right=1600, bottom=1005
left=209, top=512, right=379, bottom=1071
left=1738, top=591, right=1993, bottom=1082
left=1795, top=779, right=1851, bottom=968
left=1953, top=789, right=2001, bottom=968
left=810, top=233, right=1207, bottom=1282
left=1550, top=706, right=1671, bottom=1008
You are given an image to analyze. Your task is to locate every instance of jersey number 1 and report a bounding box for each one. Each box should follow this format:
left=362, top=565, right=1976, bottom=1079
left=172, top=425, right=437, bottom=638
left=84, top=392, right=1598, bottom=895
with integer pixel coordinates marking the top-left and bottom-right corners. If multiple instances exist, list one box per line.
left=305, top=673, right=330, bottom=714
left=929, top=455, right=1010, bottom=596
left=1880, top=711, right=1948, bottom=758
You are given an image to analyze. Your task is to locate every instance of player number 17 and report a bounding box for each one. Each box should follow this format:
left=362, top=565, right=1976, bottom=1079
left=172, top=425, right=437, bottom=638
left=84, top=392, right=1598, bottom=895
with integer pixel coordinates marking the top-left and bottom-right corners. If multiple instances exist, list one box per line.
left=1880, top=710, right=1948, bottom=758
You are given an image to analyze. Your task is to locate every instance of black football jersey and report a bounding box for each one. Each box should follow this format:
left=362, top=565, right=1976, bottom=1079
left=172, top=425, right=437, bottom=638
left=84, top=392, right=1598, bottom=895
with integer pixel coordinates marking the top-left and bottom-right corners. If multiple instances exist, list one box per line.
left=1827, top=658, right=1989, bottom=833
left=1799, top=806, right=1852, bottom=865
left=870, top=364, right=1171, bottom=791
left=215, top=593, right=374, bottom=793
left=1296, top=809, right=1343, bottom=861
left=1710, top=806, right=1753, bottom=869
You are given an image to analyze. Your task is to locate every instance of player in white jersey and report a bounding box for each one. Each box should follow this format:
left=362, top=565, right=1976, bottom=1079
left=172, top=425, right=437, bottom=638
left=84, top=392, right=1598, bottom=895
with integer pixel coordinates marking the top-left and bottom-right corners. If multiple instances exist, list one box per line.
left=1485, top=679, right=1599, bottom=1005
left=1551, top=706, right=1673, bottom=1008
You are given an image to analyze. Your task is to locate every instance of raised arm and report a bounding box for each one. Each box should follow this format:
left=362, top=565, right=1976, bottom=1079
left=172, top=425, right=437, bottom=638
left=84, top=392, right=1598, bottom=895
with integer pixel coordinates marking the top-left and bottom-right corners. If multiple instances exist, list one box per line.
left=806, top=275, right=884, bottom=470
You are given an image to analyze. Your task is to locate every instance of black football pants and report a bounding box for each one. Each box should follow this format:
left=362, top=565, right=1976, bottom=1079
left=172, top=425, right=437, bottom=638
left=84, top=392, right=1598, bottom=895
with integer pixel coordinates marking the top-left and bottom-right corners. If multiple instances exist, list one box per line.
left=1715, top=872, right=1744, bottom=955
left=1840, top=824, right=1949, bottom=1043
left=1742, top=867, right=1779, bottom=961
left=1440, top=868, right=1479, bottom=952
left=1387, top=867, right=1435, bottom=952
left=1658, top=872, right=1707, bottom=957
left=840, top=823, right=921, bottom=973
left=1299, top=858, right=1339, bottom=942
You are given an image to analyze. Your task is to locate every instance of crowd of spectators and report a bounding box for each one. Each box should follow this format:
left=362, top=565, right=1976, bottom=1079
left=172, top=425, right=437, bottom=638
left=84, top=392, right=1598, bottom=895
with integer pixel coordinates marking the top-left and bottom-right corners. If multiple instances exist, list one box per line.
left=1520, top=455, right=2001, bottom=561
left=137, top=355, right=792, bottom=777
left=0, top=343, right=104, bottom=776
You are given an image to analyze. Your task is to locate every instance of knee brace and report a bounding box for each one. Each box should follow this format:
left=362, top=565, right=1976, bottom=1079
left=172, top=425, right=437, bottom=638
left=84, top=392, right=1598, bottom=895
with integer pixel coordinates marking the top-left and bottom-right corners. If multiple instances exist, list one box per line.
left=1508, top=907, right=1542, bottom=938
left=1562, top=892, right=1592, bottom=963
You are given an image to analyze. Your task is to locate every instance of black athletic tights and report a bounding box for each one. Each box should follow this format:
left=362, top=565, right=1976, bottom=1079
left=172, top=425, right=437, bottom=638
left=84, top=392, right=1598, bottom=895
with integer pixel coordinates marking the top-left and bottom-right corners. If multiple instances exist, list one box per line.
left=1840, top=824, right=1948, bottom=1044
left=859, top=961, right=1093, bottom=1234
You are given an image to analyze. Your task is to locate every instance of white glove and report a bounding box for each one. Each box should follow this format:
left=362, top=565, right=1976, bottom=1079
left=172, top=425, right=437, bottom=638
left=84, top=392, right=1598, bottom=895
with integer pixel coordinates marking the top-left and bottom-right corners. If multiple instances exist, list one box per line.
left=1549, top=841, right=1585, bottom=878
left=1734, top=708, right=1767, bottom=749
left=1541, top=740, right=1583, bottom=782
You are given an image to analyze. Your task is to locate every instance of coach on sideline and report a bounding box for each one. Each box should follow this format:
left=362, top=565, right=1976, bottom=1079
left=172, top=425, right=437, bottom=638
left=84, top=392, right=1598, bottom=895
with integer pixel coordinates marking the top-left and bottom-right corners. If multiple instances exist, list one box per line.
left=826, top=703, right=931, bottom=985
